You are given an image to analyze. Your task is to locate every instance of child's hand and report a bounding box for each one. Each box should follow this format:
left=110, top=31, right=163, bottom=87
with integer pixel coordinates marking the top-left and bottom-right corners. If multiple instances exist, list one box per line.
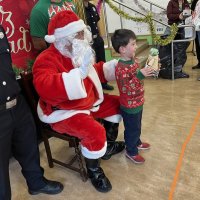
left=140, top=67, right=156, bottom=77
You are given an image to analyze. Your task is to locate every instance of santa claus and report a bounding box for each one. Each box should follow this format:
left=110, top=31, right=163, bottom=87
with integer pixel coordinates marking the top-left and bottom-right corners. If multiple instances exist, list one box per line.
left=33, top=10, right=125, bottom=193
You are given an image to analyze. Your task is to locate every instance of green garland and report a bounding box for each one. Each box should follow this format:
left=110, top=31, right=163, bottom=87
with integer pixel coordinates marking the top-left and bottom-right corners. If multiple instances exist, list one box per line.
left=12, top=59, right=34, bottom=77
left=12, top=65, right=24, bottom=77
left=105, top=0, right=178, bottom=46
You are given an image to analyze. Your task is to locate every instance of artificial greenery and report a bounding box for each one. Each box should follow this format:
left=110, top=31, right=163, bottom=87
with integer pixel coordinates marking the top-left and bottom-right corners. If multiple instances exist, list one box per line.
left=12, top=65, right=24, bottom=77
left=27, top=59, right=35, bottom=72
left=105, top=0, right=178, bottom=46
left=12, top=59, right=35, bottom=77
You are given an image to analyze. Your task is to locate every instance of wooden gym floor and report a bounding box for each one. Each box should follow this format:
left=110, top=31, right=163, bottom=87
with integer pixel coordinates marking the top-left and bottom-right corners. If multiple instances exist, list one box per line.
left=10, top=51, right=200, bottom=200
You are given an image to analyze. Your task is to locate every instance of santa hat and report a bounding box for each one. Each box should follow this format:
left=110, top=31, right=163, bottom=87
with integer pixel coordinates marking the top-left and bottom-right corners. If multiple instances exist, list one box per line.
left=45, top=10, right=86, bottom=43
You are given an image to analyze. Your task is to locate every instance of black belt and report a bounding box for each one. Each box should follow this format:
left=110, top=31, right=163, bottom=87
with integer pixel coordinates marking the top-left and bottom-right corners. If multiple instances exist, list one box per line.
left=0, top=97, right=17, bottom=111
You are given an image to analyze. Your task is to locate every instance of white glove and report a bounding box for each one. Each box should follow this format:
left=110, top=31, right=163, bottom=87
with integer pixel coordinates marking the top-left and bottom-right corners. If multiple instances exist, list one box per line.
left=79, top=48, right=94, bottom=79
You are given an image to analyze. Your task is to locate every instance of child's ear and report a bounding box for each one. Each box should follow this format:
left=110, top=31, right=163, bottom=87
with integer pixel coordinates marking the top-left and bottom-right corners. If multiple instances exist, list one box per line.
left=119, top=46, right=124, bottom=54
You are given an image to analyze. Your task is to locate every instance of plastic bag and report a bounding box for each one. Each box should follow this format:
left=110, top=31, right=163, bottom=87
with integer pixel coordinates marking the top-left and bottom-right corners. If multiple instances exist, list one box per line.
left=158, top=33, right=190, bottom=79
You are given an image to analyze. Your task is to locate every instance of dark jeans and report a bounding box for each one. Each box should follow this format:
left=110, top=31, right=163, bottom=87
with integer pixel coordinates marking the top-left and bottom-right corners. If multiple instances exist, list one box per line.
left=0, top=94, right=45, bottom=200
left=121, top=109, right=143, bottom=156
left=92, top=35, right=106, bottom=62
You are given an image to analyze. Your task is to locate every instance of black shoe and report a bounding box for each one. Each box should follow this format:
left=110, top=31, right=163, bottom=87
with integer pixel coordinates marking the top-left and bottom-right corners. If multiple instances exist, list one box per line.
left=102, top=83, right=114, bottom=90
left=87, top=167, right=112, bottom=193
left=102, top=141, right=125, bottom=160
left=192, top=64, right=200, bottom=69
left=29, top=179, right=64, bottom=195
left=174, top=72, right=189, bottom=79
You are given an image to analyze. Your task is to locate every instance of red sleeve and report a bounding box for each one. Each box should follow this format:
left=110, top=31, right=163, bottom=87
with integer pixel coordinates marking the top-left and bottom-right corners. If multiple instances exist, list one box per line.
left=93, top=61, right=107, bottom=83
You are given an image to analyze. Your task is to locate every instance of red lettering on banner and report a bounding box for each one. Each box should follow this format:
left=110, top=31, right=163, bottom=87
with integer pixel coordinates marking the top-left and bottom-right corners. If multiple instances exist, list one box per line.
left=48, top=3, right=75, bottom=19
left=9, top=27, right=31, bottom=54
left=64, top=2, right=75, bottom=11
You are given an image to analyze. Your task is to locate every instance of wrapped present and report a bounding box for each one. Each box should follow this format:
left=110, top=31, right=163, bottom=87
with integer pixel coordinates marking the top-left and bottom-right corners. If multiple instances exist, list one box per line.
left=145, top=48, right=160, bottom=77
left=145, top=48, right=159, bottom=70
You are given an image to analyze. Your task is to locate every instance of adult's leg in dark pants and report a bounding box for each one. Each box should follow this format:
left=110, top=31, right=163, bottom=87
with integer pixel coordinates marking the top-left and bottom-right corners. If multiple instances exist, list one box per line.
left=11, top=95, right=45, bottom=191
left=92, top=36, right=106, bottom=62
left=93, top=36, right=114, bottom=90
left=0, top=110, right=13, bottom=200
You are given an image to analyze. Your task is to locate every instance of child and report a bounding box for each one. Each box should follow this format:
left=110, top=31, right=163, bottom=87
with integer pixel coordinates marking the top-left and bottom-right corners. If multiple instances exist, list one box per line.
left=111, top=29, right=155, bottom=164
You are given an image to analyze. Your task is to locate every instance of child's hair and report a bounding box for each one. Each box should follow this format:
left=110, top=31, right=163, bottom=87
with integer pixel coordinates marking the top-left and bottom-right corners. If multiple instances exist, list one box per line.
left=111, top=29, right=136, bottom=53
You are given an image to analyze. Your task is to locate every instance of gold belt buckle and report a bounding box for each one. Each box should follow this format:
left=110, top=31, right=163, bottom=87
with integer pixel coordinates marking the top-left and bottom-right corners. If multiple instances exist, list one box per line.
left=6, top=98, right=17, bottom=109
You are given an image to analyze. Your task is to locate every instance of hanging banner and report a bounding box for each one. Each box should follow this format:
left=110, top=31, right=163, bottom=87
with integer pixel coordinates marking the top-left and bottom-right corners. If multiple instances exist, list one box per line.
left=0, top=0, right=38, bottom=69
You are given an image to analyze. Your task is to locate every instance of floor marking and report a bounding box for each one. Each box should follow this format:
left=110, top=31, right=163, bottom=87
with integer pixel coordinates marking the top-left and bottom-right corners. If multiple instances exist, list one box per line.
left=168, top=110, right=200, bottom=200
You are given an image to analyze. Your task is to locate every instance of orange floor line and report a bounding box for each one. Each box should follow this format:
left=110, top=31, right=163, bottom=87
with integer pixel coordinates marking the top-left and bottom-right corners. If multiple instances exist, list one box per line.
left=168, top=109, right=200, bottom=200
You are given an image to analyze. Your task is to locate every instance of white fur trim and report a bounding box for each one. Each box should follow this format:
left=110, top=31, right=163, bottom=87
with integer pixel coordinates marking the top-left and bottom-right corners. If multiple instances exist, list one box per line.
left=45, top=20, right=86, bottom=43
left=104, top=114, right=122, bottom=123
left=37, top=66, right=105, bottom=123
left=37, top=103, right=90, bottom=123
left=88, top=67, right=104, bottom=107
left=103, top=59, right=118, bottom=81
left=62, top=68, right=87, bottom=100
left=81, top=142, right=107, bottom=159
left=90, top=105, right=100, bottom=112
left=45, top=35, right=56, bottom=43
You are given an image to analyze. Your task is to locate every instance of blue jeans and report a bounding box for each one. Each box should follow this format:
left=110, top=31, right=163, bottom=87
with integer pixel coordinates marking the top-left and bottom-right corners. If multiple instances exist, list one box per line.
left=121, top=109, right=143, bottom=156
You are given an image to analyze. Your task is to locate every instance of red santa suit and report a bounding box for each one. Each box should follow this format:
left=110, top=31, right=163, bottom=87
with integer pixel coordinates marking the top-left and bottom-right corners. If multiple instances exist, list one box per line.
left=33, top=10, right=121, bottom=159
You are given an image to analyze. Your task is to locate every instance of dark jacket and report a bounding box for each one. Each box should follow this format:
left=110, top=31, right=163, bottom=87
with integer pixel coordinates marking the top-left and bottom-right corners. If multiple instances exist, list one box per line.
left=167, top=0, right=190, bottom=25
left=0, top=24, right=21, bottom=104
left=84, top=2, right=100, bottom=36
left=191, top=0, right=198, bottom=11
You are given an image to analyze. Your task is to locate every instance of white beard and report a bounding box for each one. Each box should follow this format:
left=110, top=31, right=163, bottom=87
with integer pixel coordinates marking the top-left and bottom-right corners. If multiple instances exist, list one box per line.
left=54, top=38, right=73, bottom=58
left=55, top=28, right=95, bottom=68
left=71, top=39, right=95, bottom=68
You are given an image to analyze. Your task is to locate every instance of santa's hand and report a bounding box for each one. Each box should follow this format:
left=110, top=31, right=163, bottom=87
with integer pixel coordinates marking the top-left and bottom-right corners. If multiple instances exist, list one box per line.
left=79, top=48, right=94, bottom=79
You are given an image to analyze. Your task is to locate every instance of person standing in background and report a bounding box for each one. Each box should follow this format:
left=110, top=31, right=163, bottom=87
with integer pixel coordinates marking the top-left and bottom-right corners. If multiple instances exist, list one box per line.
left=191, top=0, right=200, bottom=69
left=0, top=24, right=63, bottom=200
left=166, top=0, right=190, bottom=78
left=30, top=0, right=76, bottom=52
left=83, top=0, right=114, bottom=91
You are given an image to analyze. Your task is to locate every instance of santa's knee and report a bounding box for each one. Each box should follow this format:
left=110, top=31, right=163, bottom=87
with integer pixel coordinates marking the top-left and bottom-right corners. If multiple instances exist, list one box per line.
left=81, top=125, right=107, bottom=159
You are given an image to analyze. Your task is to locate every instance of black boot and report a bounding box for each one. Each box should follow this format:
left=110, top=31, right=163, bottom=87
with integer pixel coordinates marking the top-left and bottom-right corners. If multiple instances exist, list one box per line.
left=102, top=141, right=125, bottom=160
left=85, top=158, right=112, bottom=193
left=102, top=121, right=125, bottom=160
left=103, top=120, right=119, bottom=141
